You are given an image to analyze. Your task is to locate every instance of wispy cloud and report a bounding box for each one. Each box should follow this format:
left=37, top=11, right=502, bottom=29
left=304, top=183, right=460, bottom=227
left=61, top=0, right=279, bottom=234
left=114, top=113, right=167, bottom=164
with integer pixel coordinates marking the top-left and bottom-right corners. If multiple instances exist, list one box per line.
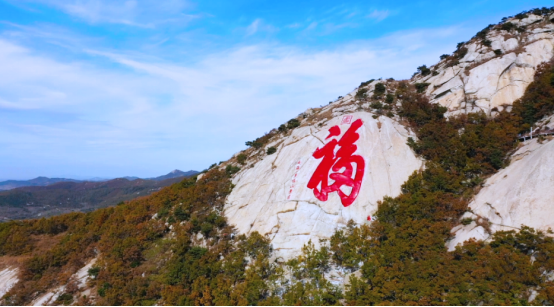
left=7, top=0, right=195, bottom=27
left=367, top=9, right=390, bottom=22
left=0, top=22, right=475, bottom=178
left=245, top=18, right=278, bottom=36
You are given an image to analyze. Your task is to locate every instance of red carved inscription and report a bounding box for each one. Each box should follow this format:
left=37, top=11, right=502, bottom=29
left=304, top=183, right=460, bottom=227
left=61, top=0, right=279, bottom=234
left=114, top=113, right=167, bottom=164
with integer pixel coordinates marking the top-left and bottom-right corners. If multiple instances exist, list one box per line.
left=307, top=119, right=365, bottom=207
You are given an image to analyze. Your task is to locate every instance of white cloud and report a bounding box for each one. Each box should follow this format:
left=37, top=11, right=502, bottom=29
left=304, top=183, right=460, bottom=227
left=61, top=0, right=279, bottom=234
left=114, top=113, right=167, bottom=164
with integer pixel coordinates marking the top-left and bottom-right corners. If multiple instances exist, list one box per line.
left=367, top=9, right=390, bottom=22
left=0, top=24, right=475, bottom=179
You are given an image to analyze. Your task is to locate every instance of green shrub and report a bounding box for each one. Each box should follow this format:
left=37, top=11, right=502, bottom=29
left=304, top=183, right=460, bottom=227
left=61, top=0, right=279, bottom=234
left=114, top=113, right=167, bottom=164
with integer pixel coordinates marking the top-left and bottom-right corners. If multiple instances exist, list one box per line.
left=174, top=206, right=189, bottom=221
left=225, top=165, right=240, bottom=176
left=237, top=153, right=247, bottom=165
left=370, top=102, right=383, bottom=109
left=415, top=83, right=430, bottom=93
left=266, top=147, right=277, bottom=155
left=475, top=24, right=493, bottom=39
left=501, top=22, right=516, bottom=32
left=287, top=118, right=300, bottom=129
left=360, top=79, right=375, bottom=87
left=440, top=54, right=449, bottom=60
left=461, top=218, right=473, bottom=225
left=278, top=124, right=287, bottom=133
left=88, top=266, right=100, bottom=278
left=385, top=94, right=394, bottom=104
left=494, top=49, right=502, bottom=56
left=56, top=293, right=73, bottom=305
left=374, top=83, right=386, bottom=96
left=167, top=215, right=176, bottom=224
left=200, top=222, right=214, bottom=237
left=417, top=65, right=431, bottom=76
left=245, top=140, right=262, bottom=149
left=456, top=46, right=468, bottom=59
left=482, top=39, right=492, bottom=47
left=355, top=88, right=368, bottom=99
left=515, top=13, right=528, bottom=20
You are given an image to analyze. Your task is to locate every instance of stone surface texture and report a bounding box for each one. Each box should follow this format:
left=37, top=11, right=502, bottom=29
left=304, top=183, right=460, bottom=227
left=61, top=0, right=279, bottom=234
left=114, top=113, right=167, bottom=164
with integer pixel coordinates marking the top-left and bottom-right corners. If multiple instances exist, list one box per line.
left=449, top=137, right=554, bottom=250
left=413, top=14, right=554, bottom=116
left=30, top=258, right=97, bottom=306
left=225, top=111, right=423, bottom=260
left=0, top=268, right=17, bottom=299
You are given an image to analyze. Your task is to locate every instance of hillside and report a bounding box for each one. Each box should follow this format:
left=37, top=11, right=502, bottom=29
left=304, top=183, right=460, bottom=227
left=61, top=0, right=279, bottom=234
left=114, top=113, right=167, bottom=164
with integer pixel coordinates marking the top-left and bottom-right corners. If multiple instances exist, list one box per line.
left=0, top=170, right=199, bottom=221
left=2, top=7, right=554, bottom=306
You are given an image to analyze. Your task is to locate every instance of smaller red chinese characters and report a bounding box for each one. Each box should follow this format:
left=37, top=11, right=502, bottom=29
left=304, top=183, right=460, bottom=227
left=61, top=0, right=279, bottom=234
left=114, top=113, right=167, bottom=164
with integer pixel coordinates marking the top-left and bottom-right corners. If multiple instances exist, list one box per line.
left=307, top=119, right=365, bottom=207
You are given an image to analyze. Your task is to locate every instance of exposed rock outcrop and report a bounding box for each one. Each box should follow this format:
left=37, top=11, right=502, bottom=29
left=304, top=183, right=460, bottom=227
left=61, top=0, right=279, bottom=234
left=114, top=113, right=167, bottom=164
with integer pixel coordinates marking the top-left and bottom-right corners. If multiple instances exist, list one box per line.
left=225, top=111, right=423, bottom=259
left=225, top=13, right=554, bottom=259
left=0, top=268, right=17, bottom=299
left=448, top=135, right=554, bottom=250
left=414, top=14, right=554, bottom=116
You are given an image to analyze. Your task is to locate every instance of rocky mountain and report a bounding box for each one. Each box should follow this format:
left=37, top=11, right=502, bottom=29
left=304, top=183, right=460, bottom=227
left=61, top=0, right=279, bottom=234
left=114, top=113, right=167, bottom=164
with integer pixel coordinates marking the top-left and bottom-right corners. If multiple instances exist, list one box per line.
left=223, top=11, right=554, bottom=260
left=2, top=7, right=554, bottom=306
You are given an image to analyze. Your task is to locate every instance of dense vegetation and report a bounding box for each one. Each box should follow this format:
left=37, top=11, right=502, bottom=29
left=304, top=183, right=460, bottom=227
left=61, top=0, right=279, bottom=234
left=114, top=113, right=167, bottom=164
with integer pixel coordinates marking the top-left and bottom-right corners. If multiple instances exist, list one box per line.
left=3, top=20, right=554, bottom=306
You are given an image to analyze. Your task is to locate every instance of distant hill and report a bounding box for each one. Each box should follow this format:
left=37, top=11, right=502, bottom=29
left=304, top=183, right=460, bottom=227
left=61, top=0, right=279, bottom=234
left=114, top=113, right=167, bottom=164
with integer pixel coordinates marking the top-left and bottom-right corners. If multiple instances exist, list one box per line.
left=0, top=177, right=80, bottom=191
left=148, top=170, right=198, bottom=181
left=0, top=176, right=195, bottom=221
left=0, top=170, right=199, bottom=191
left=0, top=170, right=199, bottom=221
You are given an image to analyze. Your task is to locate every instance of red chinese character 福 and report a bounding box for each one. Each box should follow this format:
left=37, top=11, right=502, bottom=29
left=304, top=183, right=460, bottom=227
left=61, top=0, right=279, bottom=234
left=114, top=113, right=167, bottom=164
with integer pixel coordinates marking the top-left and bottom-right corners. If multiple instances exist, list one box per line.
left=307, top=119, right=365, bottom=207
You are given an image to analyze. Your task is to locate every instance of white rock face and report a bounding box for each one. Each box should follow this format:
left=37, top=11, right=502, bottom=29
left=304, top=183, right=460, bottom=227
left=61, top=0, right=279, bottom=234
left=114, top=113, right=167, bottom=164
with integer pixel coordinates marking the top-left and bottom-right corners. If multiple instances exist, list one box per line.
left=0, top=267, right=18, bottom=298
left=225, top=112, right=423, bottom=259
left=30, top=258, right=97, bottom=306
left=449, top=137, right=554, bottom=250
left=417, top=14, right=554, bottom=116
left=471, top=138, right=554, bottom=232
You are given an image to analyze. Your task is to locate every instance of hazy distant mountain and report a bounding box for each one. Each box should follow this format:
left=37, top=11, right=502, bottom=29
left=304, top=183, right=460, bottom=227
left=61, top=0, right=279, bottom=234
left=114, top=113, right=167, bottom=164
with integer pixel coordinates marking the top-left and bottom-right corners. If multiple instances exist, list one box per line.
left=0, top=177, right=80, bottom=191
left=0, top=171, right=199, bottom=221
left=0, top=170, right=199, bottom=191
left=148, top=170, right=199, bottom=181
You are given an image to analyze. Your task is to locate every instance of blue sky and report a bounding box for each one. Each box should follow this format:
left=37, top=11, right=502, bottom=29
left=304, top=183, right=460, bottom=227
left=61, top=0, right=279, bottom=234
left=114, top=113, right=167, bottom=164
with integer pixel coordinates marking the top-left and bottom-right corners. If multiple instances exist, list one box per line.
left=0, top=0, right=551, bottom=180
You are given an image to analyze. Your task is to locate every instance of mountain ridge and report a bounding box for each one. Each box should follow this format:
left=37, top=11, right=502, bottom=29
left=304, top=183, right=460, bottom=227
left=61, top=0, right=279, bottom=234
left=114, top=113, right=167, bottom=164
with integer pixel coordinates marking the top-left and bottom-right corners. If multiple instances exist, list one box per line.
left=0, top=170, right=199, bottom=191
